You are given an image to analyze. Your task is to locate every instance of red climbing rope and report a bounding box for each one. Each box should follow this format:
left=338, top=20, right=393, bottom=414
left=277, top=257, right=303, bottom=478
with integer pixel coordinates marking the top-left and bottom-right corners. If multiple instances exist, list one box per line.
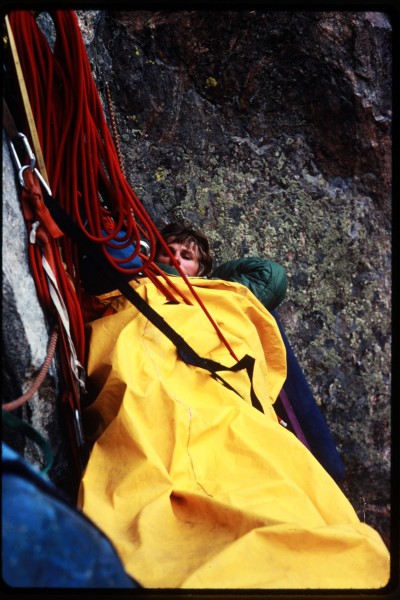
left=2, top=326, right=59, bottom=412
left=9, top=11, right=149, bottom=274
left=7, top=10, right=238, bottom=362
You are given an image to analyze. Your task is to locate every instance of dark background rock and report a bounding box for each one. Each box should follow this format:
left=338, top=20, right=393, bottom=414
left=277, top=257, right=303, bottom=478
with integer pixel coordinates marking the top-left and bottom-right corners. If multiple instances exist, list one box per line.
left=2, top=9, right=392, bottom=550
left=84, top=9, right=392, bottom=547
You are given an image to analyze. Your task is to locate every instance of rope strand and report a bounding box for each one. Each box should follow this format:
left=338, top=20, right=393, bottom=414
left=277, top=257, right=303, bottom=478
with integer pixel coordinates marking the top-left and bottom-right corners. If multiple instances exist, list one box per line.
left=3, top=326, right=59, bottom=412
left=8, top=10, right=238, bottom=362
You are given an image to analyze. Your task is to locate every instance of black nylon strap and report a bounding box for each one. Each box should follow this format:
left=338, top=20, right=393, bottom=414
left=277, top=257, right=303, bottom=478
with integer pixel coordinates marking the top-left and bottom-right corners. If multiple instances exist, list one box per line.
left=41, top=187, right=264, bottom=413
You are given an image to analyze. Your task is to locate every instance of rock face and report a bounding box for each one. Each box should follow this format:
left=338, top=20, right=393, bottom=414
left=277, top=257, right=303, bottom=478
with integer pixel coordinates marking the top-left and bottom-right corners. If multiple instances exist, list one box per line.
left=2, top=132, right=73, bottom=493
left=2, top=9, right=391, bottom=551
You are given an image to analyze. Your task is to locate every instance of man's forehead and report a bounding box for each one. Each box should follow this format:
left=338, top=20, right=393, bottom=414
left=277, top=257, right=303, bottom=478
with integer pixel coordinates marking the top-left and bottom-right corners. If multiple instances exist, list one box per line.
left=166, top=237, right=198, bottom=253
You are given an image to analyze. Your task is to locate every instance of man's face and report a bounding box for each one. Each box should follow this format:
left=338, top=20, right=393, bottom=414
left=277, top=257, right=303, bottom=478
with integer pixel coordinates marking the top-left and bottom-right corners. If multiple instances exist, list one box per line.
left=155, top=238, right=200, bottom=276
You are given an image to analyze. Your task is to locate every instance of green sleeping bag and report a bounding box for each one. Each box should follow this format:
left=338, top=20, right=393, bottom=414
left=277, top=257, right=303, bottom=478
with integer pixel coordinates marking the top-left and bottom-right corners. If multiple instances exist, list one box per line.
left=211, top=257, right=288, bottom=310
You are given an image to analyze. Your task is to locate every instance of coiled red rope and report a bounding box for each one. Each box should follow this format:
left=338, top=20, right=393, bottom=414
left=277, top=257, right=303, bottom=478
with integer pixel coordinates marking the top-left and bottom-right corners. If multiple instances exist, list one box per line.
left=8, top=10, right=238, bottom=362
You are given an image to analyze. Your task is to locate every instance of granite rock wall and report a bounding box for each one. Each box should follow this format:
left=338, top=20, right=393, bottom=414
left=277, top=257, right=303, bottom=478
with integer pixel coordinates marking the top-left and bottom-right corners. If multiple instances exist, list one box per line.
left=2, top=9, right=392, bottom=549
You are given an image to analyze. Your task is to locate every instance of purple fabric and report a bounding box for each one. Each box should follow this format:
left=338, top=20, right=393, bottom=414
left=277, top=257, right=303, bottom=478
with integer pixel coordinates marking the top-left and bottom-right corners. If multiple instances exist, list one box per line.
left=278, top=388, right=311, bottom=451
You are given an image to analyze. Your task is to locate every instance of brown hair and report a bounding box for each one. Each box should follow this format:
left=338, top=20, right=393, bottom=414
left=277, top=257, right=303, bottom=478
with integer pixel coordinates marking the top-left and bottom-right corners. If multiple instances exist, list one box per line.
left=156, top=222, right=213, bottom=276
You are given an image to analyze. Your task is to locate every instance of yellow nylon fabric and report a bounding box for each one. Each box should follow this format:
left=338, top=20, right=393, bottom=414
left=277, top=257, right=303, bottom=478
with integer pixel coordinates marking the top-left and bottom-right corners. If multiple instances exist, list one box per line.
left=79, top=277, right=389, bottom=589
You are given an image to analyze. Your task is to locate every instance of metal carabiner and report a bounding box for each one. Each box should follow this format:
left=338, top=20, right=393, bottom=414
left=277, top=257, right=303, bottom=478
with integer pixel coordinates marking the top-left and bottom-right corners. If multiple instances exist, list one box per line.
left=18, top=164, right=32, bottom=188
left=16, top=163, right=52, bottom=197
left=33, top=167, right=52, bottom=197
left=9, top=132, right=36, bottom=173
left=140, top=240, right=150, bottom=257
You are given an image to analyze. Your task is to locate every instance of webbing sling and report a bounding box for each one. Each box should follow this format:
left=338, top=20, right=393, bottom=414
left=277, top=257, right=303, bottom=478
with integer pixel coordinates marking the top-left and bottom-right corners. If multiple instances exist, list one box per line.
left=40, top=185, right=265, bottom=414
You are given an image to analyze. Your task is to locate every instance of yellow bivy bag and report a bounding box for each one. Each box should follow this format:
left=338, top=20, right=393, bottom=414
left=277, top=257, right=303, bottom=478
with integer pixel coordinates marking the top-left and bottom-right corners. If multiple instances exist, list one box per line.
left=79, top=277, right=389, bottom=589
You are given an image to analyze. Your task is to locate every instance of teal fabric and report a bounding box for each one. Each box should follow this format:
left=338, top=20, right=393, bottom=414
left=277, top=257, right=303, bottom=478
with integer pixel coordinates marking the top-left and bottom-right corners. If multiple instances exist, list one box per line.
left=154, top=262, right=180, bottom=276
left=211, top=257, right=288, bottom=310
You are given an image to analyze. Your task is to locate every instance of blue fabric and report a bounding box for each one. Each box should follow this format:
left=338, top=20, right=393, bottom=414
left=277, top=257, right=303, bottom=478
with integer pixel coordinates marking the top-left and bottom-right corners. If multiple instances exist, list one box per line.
left=80, top=231, right=143, bottom=294
left=102, top=229, right=142, bottom=270
left=272, top=312, right=345, bottom=483
left=2, top=444, right=140, bottom=588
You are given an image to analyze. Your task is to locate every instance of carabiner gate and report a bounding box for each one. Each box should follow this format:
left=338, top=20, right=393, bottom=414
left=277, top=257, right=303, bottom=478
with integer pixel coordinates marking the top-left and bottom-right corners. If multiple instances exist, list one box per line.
left=9, top=133, right=52, bottom=196
left=9, top=132, right=36, bottom=173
